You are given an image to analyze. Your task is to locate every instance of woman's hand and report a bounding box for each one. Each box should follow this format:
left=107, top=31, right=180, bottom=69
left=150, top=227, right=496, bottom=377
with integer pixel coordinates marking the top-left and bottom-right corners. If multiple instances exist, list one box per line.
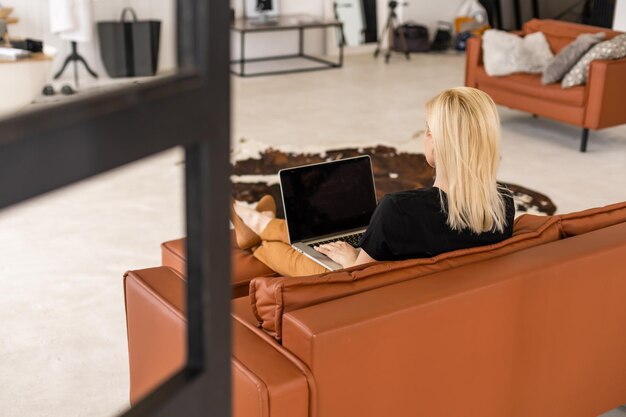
left=314, top=241, right=359, bottom=268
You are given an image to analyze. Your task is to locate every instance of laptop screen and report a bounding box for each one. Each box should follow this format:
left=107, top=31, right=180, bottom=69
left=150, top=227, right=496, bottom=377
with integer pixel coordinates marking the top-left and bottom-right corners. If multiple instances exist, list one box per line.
left=280, top=156, right=377, bottom=243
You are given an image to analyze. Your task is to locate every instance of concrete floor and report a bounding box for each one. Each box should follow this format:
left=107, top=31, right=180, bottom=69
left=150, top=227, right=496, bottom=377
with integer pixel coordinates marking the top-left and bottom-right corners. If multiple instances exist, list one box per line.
left=0, top=53, right=625, bottom=417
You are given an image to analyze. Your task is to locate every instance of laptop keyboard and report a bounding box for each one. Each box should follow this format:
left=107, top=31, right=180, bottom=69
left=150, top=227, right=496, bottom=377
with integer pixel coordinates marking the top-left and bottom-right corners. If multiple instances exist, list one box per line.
left=309, top=232, right=364, bottom=249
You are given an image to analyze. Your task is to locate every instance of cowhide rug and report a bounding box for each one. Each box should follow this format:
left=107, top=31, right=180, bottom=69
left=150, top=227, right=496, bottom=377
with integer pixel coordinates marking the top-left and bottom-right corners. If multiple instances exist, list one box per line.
left=231, top=140, right=556, bottom=218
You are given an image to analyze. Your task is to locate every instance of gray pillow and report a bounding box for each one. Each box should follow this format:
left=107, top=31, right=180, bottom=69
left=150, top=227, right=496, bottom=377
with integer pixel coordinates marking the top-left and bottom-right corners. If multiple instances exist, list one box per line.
left=541, top=32, right=605, bottom=85
left=562, top=33, right=626, bottom=88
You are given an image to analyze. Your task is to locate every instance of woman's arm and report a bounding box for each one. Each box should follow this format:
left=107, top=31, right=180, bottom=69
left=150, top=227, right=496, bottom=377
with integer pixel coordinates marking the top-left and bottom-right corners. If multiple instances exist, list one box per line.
left=353, top=247, right=376, bottom=266
left=315, top=242, right=377, bottom=269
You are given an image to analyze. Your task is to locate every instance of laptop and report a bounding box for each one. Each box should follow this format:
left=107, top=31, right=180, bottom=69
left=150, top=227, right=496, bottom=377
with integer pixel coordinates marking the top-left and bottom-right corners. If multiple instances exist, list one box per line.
left=279, top=155, right=378, bottom=271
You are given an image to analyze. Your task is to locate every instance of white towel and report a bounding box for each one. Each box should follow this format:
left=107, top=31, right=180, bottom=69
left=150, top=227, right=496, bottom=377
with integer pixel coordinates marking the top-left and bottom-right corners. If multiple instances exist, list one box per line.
left=49, top=0, right=93, bottom=42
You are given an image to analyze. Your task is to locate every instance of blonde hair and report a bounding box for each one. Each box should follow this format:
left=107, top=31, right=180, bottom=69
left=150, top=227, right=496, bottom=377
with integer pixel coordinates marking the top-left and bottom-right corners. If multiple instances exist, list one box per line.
left=426, top=87, right=508, bottom=234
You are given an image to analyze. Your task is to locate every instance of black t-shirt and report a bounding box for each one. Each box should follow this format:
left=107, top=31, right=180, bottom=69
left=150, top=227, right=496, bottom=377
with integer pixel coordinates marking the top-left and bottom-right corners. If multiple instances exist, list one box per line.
left=359, top=187, right=515, bottom=261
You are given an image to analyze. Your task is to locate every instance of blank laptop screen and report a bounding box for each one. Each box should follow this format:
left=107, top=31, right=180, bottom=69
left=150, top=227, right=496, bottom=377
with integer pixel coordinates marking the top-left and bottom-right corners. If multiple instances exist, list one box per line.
left=280, top=156, right=377, bottom=243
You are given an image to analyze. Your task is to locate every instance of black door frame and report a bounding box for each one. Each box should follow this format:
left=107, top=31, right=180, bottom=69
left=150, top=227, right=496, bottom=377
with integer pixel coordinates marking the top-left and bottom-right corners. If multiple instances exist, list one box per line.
left=0, top=0, right=231, bottom=416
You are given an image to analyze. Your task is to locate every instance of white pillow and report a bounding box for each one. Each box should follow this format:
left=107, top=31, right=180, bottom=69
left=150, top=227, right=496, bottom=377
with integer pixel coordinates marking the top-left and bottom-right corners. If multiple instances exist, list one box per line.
left=482, top=30, right=554, bottom=76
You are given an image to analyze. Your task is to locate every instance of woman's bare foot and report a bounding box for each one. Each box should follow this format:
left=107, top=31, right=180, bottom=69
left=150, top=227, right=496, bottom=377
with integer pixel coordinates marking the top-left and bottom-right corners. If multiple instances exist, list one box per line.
left=230, top=195, right=277, bottom=249
left=234, top=203, right=273, bottom=236
left=256, top=194, right=276, bottom=218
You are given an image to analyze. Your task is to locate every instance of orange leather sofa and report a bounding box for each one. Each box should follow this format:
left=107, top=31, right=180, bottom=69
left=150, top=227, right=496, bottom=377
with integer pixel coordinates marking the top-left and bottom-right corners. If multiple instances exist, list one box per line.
left=125, top=202, right=626, bottom=417
left=465, top=19, right=626, bottom=152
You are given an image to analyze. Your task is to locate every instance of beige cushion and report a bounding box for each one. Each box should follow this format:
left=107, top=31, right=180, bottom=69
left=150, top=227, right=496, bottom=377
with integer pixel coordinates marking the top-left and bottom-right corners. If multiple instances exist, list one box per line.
left=562, top=34, right=626, bottom=88
left=542, top=32, right=605, bottom=84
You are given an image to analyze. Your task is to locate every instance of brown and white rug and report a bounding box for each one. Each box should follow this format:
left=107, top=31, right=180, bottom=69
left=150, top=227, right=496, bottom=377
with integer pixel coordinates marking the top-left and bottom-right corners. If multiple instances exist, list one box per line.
left=231, top=140, right=557, bottom=218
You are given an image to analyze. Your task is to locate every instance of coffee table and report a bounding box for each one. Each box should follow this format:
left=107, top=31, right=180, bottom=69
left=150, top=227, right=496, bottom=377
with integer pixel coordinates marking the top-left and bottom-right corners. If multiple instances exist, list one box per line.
left=230, top=14, right=344, bottom=77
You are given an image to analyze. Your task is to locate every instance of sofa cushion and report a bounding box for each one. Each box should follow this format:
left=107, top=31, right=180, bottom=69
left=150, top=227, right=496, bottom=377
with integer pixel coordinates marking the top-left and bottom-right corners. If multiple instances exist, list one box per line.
left=161, top=233, right=276, bottom=298
left=562, top=34, right=626, bottom=88
left=561, top=201, right=626, bottom=237
left=542, top=32, right=605, bottom=84
left=523, top=19, right=622, bottom=54
left=251, top=214, right=563, bottom=340
left=482, top=30, right=553, bottom=76
left=475, top=66, right=585, bottom=107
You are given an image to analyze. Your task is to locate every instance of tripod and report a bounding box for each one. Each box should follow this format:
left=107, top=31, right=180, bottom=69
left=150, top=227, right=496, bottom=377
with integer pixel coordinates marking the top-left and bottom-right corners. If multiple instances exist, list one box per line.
left=373, top=1, right=409, bottom=63
left=54, top=41, right=98, bottom=87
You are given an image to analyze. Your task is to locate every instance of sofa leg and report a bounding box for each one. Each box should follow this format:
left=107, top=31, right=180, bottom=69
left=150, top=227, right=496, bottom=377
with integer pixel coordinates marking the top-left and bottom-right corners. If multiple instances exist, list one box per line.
left=580, top=128, right=589, bottom=152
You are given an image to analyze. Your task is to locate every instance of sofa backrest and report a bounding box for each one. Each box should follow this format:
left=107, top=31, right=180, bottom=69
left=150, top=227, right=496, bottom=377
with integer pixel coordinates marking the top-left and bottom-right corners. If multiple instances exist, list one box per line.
left=250, top=201, right=626, bottom=340
left=280, top=221, right=626, bottom=417
left=250, top=214, right=563, bottom=340
left=560, top=200, right=626, bottom=237
left=523, top=19, right=623, bottom=54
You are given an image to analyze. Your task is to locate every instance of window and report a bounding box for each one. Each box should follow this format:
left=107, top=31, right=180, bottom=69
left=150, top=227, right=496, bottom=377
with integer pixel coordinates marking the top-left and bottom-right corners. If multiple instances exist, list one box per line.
left=0, top=1, right=231, bottom=416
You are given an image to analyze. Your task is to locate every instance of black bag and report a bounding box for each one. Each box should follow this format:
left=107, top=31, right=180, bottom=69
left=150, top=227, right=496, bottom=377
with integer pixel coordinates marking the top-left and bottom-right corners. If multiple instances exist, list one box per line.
left=431, top=21, right=453, bottom=51
left=393, top=23, right=430, bottom=53
left=97, top=8, right=161, bottom=78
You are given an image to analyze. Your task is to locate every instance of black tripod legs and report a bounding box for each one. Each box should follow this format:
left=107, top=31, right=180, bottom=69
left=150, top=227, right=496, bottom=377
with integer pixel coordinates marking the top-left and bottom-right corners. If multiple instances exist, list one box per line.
left=396, top=28, right=410, bottom=60
left=373, top=19, right=390, bottom=58
left=374, top=11, right=410, bottom=63
left=53, top=41, right=98, bottom=87
left=76, top=54, right=98, bottom=79
left=53, top=54, right=74, bottom=80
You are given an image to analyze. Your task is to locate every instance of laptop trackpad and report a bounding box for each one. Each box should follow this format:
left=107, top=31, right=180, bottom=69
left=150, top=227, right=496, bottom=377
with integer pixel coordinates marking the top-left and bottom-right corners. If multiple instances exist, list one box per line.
left=293, top=242, right=343, bottom=271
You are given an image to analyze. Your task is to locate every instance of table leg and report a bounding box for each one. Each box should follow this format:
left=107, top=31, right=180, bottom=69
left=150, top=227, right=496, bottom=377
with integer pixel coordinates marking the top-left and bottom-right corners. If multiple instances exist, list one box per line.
left=240, top=32, right=245, bottom=76
left=338, top=24, right=344, bottom=67
left=299, top=27, right=304, bottom=57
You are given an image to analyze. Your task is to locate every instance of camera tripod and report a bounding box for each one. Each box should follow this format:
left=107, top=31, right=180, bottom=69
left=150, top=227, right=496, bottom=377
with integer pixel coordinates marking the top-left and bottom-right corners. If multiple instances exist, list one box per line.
left=54, top=41, right=98, bottom=87
left=373, top=1, right=410, bottom=63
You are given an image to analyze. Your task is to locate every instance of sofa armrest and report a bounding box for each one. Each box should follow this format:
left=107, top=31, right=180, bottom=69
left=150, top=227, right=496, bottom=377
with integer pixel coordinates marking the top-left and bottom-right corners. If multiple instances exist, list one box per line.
left=584, top=57, right=626, bottom=129
left=465, top=36, right=482, bottom=87
left=232, top=319, right=310, bottom=417
left=124, top=266, right=310, bottom=417
left=124, top=267, right=187, bottom=405
left=161, top=234, right=277, bottom=298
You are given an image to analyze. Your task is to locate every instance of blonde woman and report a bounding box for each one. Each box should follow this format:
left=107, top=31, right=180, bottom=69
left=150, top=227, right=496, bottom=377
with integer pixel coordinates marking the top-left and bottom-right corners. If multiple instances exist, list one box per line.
left=233, top=87, right=515, bottom=276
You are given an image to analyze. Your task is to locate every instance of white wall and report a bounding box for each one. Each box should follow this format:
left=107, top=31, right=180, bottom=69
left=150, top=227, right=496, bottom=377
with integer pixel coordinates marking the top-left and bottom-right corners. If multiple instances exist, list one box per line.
left=614, top=0, right=626, bottom=31
left=7, top=0, right=176, bottom=82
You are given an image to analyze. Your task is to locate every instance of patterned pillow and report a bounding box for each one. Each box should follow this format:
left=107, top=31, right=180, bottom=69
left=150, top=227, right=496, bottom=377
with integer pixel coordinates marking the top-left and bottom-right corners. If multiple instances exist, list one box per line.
left=562, top=34, right=626, bottom=88
left=541, top=32, right=605, bottom=85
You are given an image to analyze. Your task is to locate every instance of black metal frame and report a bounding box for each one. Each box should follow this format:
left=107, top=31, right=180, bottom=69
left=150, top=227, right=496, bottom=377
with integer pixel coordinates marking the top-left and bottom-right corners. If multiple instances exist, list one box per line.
left=513, top=0, right=540, bottom=29
left=230, top=21, right=344, bottom=77
left=0, top=0, right=231, bottom=416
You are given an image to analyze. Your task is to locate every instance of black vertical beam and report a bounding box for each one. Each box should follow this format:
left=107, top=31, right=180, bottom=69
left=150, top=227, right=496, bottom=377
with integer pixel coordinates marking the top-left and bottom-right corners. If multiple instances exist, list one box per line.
left=495, top=0, right=503, bottom=29
left=184, top=0, right=232, bottom=414
left=514, top=0, right=523, bottom=29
